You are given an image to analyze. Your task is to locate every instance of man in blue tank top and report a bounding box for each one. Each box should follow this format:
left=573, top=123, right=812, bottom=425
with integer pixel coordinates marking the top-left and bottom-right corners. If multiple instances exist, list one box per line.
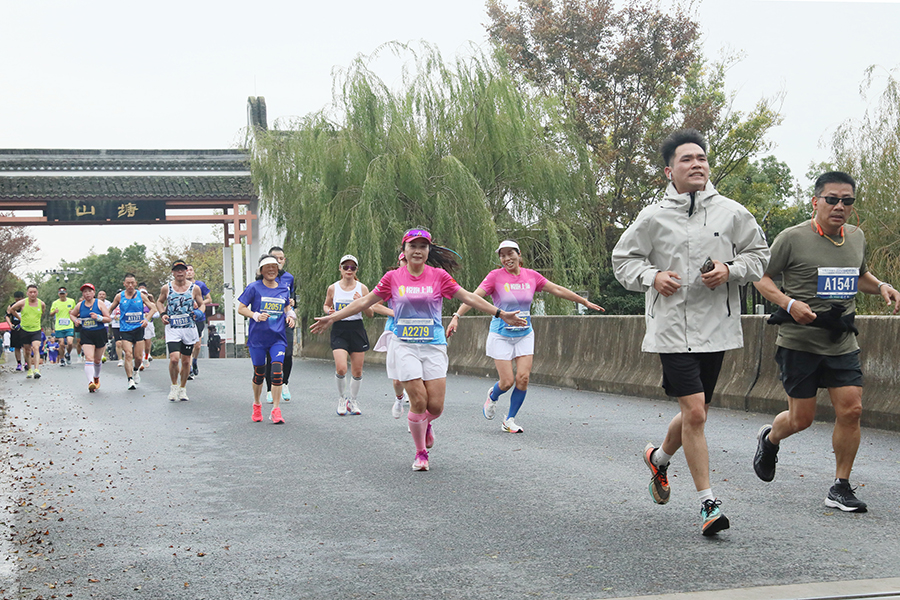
left=109, top=273, right=158, bottom=391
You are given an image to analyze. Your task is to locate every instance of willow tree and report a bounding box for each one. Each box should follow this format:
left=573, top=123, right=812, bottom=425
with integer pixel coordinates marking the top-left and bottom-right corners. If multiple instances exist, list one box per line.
left=252, top=43, right=594, bottom=318
left=831, top=66, right=900, bottom=314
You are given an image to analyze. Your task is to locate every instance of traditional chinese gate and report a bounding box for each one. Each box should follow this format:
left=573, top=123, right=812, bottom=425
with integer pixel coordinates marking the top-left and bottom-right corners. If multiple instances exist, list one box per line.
left=0, top=147, right=261, bottom=357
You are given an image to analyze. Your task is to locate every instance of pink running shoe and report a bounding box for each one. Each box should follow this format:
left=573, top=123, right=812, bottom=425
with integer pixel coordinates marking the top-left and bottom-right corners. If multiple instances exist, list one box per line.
left=252, top=404, right=263, bottom=422
left=412, top=450, right=429, bottom=471
left=270, top=407, right=285, bottom=425
left=425, top=423, right=435, bottom=449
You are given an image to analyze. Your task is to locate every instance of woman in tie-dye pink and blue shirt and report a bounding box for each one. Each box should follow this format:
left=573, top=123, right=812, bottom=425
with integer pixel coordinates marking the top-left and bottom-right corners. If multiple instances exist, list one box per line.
left=311, top=229, right=526, bottom=472
left=448, top=240, right=604, bottom=434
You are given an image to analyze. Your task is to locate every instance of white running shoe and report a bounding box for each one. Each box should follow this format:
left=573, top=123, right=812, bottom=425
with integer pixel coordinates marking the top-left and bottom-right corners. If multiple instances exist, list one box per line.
left=133, top=370, right=141, bottom=385
left=266, top=391, right=273, bottom=404
left=282, top=384, right=291, bottom=401
left=117, top=360, right=124, bottom=367
left=483, top=388, right=497, bottom=420
left=347, top=398, right=362, bottom=415
left=168, top=384, right=179, bottom=401
left=391, top=395, right=404, bottom=419
left=178, top=387, right=189, bottom=402
left=127, top=378, right=137, bottom=390
left=502, top=417, right=524, bottom=433
left=336, top=397, right=348, bottom=416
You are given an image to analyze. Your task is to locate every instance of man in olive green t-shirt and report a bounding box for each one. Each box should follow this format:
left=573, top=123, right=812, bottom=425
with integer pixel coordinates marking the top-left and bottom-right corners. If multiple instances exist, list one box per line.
left=752, top=171, right=900, bottom=513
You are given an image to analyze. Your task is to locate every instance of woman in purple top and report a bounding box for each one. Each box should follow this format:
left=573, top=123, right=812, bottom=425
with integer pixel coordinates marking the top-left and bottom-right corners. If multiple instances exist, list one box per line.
left=238, top=255, right=297, bottom=425
left=311, top=228, right=526, bottom=472
left=448, top=240, right=604, bottom=433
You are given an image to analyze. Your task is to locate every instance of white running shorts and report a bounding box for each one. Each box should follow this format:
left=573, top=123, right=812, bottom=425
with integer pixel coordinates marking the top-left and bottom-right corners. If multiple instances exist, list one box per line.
left=485, top=330, right=535, bottom=361
left=389, top=336, right=448, bottom=382
left=165, top=324, right=200, bottom=346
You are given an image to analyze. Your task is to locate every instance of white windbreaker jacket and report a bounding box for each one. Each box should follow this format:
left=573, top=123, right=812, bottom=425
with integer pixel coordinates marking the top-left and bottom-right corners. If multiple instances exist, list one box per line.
left=612, top=181, right=770, bottom=353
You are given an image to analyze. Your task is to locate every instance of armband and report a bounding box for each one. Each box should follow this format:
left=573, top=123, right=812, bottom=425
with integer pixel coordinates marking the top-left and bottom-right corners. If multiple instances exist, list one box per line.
left=494, top=308, right=501, bottom=318
left=786, top=299, right=796, bottom=314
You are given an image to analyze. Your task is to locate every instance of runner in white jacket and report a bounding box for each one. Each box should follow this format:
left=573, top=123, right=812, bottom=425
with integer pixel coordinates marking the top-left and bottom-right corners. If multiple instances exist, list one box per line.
left=612, top=128, right=769, bottom=536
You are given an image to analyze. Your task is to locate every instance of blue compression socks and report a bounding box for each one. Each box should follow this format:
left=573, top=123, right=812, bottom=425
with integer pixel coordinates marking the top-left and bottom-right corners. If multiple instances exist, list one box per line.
left=507, top=387, right=527, bottom=419
left=489, top=382, right=508, bottom=402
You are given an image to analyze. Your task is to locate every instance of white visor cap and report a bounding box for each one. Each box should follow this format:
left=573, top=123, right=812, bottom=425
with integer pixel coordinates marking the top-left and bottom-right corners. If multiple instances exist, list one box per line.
left=340, top=254, right=359, bottom=266
left=496, top=240, right=520, bottom=253
left=259, top=256, right=280, bottom=269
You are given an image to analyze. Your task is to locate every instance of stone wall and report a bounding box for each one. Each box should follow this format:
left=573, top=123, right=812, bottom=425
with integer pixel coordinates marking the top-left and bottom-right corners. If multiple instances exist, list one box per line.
left=299, top=315, right=900, bottom=431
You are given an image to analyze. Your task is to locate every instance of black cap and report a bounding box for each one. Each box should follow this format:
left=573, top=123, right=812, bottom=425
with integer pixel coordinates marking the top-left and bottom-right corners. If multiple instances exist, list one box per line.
left=13, top=291, right=24, bottom=298
left=58, top=287, right=67, bottom=293
left=171, top=260, right=188, bottom=271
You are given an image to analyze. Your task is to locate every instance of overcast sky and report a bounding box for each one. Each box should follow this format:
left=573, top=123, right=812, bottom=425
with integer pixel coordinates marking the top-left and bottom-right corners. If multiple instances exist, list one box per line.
left=2, top=0, right=898, bottom=277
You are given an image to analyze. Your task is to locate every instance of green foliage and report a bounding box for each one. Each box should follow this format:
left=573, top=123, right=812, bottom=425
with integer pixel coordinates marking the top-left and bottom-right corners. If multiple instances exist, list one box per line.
left=830, top=65, right=900, bottom=315
left=61, top=244, right=152, bottom=298
left=253, top=43, right=591, bottom=318
left=485, top=0, right=784, bottom=254
left=0, top=220, right=39, bottom=302
left=716, top=155, right=807, bottom=243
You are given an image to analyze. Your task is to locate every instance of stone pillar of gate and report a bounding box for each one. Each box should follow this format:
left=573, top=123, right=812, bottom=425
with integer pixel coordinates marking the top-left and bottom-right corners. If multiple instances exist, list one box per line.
left=233, top=241, right=246, bottom=352
left=222, top=245, right=235, bottom=358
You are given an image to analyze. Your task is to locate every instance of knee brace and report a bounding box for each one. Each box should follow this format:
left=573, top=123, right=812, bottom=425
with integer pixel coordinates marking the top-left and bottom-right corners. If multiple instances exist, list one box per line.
left=253, top=364, right=266, bottom=385
left=271, top=361, right=284, bottom=387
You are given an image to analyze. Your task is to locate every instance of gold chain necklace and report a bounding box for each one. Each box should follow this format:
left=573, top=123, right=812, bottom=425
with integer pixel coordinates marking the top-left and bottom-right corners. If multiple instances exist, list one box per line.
left=822, top=231, right=845, bottom=246
left=812, top=218, right=845, bottom=246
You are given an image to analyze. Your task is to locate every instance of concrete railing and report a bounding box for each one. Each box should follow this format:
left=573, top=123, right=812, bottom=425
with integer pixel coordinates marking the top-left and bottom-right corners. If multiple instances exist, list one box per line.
left=300, top=315, right=900, bottom=432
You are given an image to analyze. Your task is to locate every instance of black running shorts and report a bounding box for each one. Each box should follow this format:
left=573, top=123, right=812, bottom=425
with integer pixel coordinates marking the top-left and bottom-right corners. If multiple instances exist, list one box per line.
left=119, top=327, right=145, bottom=345
left=658, top=351, right=725, bottom=404
left=775, top=347, right=863, bottom=399
left=330, top=320, right=370, bottom=353
left=80, top=327, right=108, bottom=348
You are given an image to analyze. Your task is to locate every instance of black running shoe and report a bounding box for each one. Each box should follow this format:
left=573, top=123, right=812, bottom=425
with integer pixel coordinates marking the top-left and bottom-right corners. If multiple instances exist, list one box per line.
left=753, top=424, right=778, bottom=482
left=825, top=481, right=868, bottom=513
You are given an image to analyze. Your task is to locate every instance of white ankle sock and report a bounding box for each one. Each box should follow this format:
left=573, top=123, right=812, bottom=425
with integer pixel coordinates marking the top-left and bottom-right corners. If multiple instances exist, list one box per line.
left=652, top=447, right=673, bottom=467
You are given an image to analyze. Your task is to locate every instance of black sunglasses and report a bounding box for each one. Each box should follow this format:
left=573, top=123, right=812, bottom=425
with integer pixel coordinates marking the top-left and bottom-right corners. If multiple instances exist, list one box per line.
left=342, top=264, right=358, bottom=271
left=818, top=196, right=855, bottom=206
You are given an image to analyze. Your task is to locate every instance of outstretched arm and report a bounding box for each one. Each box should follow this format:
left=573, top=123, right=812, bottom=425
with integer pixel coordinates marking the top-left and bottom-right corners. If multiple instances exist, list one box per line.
left=452, top=288, right=526, bottom=328
left=310, top=291, right=381, bottom=334
left=542, top=281, right=605, bottom=312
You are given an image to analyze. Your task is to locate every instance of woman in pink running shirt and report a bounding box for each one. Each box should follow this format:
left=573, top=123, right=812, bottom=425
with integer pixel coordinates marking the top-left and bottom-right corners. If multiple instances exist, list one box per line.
left=311, top=229, right=526, bottom=471
left=448, top=240, right=604, bottom=433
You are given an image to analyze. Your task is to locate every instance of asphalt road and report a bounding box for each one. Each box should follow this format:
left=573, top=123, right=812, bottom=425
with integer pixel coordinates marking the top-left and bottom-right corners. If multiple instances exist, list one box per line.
left=2, top=355, right=900, bottom=599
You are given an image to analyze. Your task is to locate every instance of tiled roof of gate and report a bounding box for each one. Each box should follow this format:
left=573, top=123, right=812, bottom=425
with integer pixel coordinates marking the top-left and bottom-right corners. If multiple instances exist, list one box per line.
left=0, top=149, right=251, bottom=172
left=0, top=149, right=254, bottom=200
left=0, top=175, right=254, bottom=200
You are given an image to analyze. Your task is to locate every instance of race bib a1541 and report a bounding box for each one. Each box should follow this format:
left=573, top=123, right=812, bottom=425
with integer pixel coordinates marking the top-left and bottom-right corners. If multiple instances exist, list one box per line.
left=817, top=267, right=859, bottom=299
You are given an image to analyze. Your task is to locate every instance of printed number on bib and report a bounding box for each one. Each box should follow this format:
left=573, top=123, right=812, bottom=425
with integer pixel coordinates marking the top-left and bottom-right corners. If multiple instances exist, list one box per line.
left=58, top=318, right=71, bottom=326
left=82, top=318, right=97, bottom=329
left=261, top=297, right=285, bottom=318
left=817, top=267, right=859, bottom=299
left=396, top=318, right=433, bottom=342
left=334, top=301, right=349, bottom=312
left=124, top=313, right=142, bottom=324
left=170, top=313, right=192, bottom=328
left=504, top=310, right=531, bottom=332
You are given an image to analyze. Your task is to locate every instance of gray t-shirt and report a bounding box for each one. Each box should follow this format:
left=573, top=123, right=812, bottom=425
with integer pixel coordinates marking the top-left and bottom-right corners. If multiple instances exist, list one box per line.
left=766, top=220, right=867, bottom=355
